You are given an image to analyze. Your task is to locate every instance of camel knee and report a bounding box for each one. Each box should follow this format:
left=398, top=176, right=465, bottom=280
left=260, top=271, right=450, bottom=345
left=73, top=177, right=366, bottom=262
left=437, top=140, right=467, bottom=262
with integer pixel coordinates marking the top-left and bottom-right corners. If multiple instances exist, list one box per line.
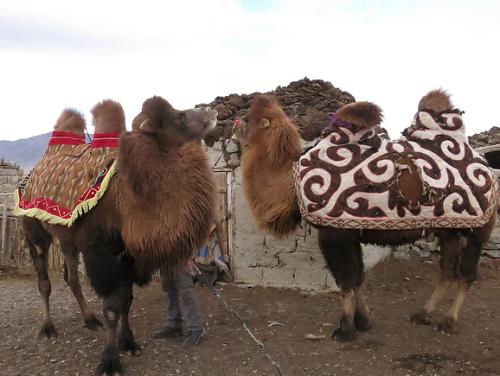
left=38, top=279, right=51, bottom=297
left=459, top=265, right=478, bottom=286
left=458, top=236, right=482, bottom=286
left=66, top=277, right=83, bottom=293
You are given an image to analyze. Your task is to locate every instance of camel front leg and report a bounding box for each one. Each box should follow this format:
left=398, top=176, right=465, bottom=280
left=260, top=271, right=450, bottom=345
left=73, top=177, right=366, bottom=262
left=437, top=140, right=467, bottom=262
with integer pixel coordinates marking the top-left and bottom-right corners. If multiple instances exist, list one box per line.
left=353, top=287, right=371, bottom=332
left=96, top=289, right=128, bottom=376
left=332, top=289, right=357, bottom=341
left=319, top=229, right=363, bottom=341
left=117, top=287, right=141, bottom=356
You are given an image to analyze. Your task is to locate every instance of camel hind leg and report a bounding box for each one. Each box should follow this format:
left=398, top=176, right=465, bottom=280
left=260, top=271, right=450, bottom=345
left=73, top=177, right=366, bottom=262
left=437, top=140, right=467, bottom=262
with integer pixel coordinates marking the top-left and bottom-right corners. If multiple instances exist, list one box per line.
left=410, top=231, right=461, bottom=325
left=22, top=218, right=58, bottom=338
left=436, top=229, right=485, bottom=334
left=59, top=241, right=103, bottom=331
left=410, top=231, right=460, bottom=326
left=411, top=223, right=491, bottom=334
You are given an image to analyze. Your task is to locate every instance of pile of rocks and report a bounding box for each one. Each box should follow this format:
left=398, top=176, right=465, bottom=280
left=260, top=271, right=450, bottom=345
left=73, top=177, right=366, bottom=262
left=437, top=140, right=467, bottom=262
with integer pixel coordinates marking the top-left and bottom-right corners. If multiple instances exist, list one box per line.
left=200, top=78, right=355, bottom=167
left=469, top=126, right=500, bottom=148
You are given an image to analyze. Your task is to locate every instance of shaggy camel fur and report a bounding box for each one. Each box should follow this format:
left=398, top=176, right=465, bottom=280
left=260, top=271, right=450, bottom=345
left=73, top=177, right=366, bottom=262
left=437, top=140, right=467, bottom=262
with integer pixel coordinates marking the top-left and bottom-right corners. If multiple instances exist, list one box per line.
left=240, top=93, right=497, bottom=342
left=22, top=98, right=217, bottom=375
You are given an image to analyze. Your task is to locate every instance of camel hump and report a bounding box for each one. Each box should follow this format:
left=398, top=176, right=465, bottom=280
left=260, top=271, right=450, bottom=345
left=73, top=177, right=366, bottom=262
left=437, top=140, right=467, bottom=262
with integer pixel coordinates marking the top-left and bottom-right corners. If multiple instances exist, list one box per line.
left=418, top=89, right=453, bottom=113
left=335, top=101, right=383, bottom=131
left=91, top=99, right=126, bottom=134
left=142, top=96, right=174, bottom=116
left=53, top=109, right=86, bottom=134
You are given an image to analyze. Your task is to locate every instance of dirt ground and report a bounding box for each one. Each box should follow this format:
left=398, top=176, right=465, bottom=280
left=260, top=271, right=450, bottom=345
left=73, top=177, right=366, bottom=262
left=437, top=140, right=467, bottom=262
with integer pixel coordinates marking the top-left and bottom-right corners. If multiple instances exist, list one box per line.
left=1, top=256, right=499, bottom=376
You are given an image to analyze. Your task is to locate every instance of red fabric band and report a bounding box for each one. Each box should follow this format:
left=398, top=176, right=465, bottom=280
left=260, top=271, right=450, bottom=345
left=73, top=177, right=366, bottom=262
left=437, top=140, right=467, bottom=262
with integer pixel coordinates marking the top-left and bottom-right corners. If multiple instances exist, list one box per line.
left=91, top=132, right=121, bottom=148
left=48, top=131, right=86, bottom=145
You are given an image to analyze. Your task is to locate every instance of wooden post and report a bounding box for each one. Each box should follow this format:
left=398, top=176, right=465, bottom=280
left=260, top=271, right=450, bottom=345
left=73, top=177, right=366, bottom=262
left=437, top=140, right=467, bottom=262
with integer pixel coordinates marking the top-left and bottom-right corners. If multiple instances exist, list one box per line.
left=1, top=196, right=7, bottom=253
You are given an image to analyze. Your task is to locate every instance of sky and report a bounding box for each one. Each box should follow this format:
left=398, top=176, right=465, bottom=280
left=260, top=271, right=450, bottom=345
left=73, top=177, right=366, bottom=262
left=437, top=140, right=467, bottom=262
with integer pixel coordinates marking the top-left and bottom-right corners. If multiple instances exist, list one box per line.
left=1, top=0, right=499, bottom=141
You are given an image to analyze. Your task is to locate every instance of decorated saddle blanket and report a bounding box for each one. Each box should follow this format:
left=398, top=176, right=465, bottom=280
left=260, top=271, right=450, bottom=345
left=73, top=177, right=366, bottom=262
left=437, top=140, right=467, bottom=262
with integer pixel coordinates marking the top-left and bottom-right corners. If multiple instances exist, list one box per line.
left=14, top=131, right=121, bottom=227
left=295, top=110, right=498, bottom=230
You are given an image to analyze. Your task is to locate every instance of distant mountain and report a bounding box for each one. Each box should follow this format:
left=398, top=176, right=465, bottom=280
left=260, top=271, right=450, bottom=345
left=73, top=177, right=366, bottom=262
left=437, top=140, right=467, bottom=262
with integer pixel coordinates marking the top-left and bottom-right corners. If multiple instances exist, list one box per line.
left=0, top=133, right=51, bottom=171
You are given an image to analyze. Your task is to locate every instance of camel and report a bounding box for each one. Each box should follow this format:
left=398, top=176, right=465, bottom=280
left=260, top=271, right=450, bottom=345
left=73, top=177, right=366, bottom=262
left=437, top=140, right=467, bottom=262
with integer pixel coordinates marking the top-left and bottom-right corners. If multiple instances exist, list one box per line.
left=238, top=92, right=498, bottom=341
left=17, top=97, right=217, bottom=375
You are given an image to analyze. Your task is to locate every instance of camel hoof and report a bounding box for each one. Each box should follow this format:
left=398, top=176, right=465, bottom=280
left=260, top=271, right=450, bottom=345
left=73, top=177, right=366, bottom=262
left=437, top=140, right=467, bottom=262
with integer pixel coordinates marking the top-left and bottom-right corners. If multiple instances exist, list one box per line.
left=410, top=310, right=432, bottom=326
left=85, top=315, right=104, bottom=331
left=39, top=322, right=58, bottom=338
left=435, top=317, right=458, bottom=334
left=332, top=328, right=357, bottom=342
left=354, top=312, right=372, bottom=332
left=118, top=335, right=141, bottom=356
left=127, top=348, right=142, bottom=357
left=96, top=347, right=123, bottom=376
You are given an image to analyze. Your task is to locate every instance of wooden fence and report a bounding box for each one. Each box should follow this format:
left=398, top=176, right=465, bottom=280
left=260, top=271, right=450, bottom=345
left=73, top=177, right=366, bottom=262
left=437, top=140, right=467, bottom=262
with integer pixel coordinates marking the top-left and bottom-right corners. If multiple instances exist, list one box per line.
left=0, top=194, right=64, bottom=272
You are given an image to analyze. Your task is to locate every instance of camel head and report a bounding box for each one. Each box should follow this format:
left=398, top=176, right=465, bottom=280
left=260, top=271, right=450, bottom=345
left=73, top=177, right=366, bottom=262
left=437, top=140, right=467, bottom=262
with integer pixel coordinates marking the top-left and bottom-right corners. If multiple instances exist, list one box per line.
left=242, top=94, right=302, bottom=166
left=132, top=96, right=218, bottom=148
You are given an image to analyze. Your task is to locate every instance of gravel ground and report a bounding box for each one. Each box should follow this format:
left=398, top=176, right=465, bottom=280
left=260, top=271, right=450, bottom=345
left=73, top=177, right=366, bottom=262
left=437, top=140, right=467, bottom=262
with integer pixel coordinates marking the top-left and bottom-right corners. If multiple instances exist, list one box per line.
left=1, top=256, right=499, bottom=376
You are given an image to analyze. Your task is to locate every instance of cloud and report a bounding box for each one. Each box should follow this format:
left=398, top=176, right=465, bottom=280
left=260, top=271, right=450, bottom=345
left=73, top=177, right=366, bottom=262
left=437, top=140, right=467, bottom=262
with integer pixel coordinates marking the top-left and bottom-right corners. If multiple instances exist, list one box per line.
left=0, top=17, right=124, bottom=51
left=0, top=0, right=499, bottom=141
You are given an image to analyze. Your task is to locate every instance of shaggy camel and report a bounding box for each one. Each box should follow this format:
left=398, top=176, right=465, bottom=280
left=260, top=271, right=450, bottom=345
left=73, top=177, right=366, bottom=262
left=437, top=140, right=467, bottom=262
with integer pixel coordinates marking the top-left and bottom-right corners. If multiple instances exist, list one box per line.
left=21, top=105, right=123, bottom=338
left=20, top=98, right=217, bottom=375
left=239, top=92, right=497, bottom=341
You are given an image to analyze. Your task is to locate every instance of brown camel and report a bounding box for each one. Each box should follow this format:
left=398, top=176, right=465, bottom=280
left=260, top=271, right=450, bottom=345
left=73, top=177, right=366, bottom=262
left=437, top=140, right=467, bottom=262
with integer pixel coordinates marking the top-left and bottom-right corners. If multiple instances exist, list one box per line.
left=19, top=97, right=217, bottom=375
left=239, top=92, right=497, bottom=341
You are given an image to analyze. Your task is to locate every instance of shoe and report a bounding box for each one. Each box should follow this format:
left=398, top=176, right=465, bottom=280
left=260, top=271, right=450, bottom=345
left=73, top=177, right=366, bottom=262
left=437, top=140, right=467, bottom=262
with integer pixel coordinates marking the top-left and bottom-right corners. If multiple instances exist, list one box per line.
left=152, top=326, right=183, bottom=339
left=182, top=328, right=207, bottom=348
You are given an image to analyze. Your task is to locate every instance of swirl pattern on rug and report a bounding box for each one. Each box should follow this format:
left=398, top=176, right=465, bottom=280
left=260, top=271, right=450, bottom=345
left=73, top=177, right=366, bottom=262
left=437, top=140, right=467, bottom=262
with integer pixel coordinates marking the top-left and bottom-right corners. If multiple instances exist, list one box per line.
left=296, top=110, right=498, bottom=229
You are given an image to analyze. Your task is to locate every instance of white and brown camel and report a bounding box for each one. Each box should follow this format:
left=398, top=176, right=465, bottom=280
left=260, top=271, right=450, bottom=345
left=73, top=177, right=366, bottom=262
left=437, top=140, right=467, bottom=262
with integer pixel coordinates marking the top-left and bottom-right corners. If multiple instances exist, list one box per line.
left=238, top=92, right=497, bottom=341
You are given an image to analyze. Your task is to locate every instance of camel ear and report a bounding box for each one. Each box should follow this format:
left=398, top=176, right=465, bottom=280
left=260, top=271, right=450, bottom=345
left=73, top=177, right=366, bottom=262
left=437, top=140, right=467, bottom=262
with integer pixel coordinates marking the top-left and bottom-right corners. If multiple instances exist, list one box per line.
left=139, top=119, right=159, bottom=135
left=258, top=118, right=271, bottom=128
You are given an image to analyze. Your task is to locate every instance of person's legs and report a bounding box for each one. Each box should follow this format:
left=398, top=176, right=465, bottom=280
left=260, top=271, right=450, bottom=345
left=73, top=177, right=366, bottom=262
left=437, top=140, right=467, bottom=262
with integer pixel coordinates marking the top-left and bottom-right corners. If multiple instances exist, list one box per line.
left=176, top=271, right=206, bottom=348
left=152, top=271, right=183, bottom=338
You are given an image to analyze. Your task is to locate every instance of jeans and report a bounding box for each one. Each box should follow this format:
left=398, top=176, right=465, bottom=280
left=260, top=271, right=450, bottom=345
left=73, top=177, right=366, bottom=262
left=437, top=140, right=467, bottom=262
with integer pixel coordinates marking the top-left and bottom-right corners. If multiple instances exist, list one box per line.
left=161, top=270, right=203, bottom=332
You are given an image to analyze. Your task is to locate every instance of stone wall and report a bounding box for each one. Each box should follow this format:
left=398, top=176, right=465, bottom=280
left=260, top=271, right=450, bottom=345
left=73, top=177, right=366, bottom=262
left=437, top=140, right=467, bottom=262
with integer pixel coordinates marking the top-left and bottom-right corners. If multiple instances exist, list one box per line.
left=229, top=168, right=390, bottom=290
left=0, top=160, right=26, bottom=269
left=0, top=159, right=23, bottom=213
left=205, top=146, right=391, bottom=290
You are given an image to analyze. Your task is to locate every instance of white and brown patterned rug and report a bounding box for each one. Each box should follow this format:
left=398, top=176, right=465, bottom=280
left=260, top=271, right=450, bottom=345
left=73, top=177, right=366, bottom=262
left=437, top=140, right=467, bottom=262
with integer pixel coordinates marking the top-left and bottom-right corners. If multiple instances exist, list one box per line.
left=295, top=110, right=498, bottom=229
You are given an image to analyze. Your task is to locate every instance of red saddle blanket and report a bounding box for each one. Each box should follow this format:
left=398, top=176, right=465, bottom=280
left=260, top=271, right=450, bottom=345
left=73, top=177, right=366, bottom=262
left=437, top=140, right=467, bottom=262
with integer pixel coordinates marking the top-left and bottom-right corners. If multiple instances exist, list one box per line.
left=295, top=110, right=498, bottom=230
left=14, top=131, right=120, bottom=227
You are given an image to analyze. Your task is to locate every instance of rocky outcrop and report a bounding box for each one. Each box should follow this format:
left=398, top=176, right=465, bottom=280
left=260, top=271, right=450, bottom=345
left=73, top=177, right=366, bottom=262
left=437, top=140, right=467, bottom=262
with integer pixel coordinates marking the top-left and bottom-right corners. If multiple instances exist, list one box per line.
left=469, top=127, right=500, bottom=148
left=201, top=77, right=355, bottom=145
left=200, top=77, right=355, bottom=167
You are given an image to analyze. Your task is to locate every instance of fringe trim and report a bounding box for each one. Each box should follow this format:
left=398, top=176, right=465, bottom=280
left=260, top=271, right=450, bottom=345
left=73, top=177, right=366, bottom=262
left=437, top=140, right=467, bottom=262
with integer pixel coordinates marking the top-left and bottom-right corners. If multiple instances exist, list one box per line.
left=13, top=161, right=118, bottom=227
